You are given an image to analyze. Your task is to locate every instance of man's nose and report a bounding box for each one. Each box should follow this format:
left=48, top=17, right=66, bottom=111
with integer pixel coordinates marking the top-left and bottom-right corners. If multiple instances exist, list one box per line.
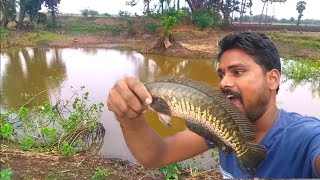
left=219, top=75, right=234, bottom=89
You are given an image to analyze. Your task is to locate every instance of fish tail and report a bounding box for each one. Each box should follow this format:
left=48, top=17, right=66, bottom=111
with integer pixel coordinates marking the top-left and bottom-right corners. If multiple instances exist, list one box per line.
left=237, top=143, right=267, bottom=175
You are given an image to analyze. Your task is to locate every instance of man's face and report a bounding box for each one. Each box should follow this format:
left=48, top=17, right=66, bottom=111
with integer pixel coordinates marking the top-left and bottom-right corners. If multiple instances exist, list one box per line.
left=217, top=49, right=271, bottom=122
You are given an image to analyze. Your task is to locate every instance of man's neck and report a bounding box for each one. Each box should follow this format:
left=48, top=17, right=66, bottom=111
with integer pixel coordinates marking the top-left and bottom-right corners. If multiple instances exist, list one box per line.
left=251, top=105, right=279, bottom=144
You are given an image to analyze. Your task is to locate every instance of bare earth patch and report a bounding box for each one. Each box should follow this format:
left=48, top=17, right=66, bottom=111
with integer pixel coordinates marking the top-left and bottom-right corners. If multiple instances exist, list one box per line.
left=0, top=144, right=222, bottom=180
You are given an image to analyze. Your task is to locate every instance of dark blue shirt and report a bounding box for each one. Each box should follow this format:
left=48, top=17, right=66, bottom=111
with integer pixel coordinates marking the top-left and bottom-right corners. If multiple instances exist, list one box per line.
left=207, top=109, right=320, bottom=178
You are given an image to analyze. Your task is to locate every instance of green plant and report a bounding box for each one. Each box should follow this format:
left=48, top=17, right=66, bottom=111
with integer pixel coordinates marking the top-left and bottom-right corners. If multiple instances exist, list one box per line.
left=0, top=123, right=14, bottom=139
left=20, top=137, right=34, bottom=150
left=0, top=169, right=13, bottom=180
left=2, top=87, right=105, bottom=155
left=144, top=22, right=158, bottom=34
left=160, top=163, right=181, bottom=180
left=119, top=10, right=131, bottom=17
left=61, top=141, right=76, bottom=156
left=37, top=12, right=48, bottom=24
left=90, top=167, right=109, bottom=180
left=192, top=10, right=214, bottom=29
left=162, top=16, right=177, bottom=37
left=0, top=27, right=9, bottom=40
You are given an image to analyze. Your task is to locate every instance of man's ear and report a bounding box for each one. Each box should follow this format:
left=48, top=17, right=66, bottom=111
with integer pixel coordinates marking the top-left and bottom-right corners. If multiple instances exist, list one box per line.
left=267, top=69, right=280, bottom=91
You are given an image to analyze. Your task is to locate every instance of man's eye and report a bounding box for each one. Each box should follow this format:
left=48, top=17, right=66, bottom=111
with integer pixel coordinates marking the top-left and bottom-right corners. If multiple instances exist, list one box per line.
left=234, top=70, right=244, bottom=76
left=218, top=74, right=224, bottom=79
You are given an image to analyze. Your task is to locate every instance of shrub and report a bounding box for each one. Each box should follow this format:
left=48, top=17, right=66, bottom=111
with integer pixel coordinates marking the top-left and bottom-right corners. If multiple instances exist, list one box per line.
left=0, top=27, right=9, bottom=40
left=162, top=16, right=177, bottom=36
left=192, top=9, right=214, bottom=29
left=144, top=22, right=158, bottom=34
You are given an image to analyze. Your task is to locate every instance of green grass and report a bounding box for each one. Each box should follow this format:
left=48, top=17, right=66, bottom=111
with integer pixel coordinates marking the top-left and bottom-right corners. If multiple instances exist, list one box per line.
left=268, top=31, right=320, bottom=48
left=282, top=59, right=320, bottom=83
left=0, top=27, right=9, bottom=40
left=27, top=31, right=67, bottom=46
left=65, top=22, right=127, bottom=35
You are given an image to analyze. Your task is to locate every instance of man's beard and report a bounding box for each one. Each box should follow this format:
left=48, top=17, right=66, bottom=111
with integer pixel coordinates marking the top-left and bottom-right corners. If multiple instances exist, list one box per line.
left=243, top=88, right=269, bottom=122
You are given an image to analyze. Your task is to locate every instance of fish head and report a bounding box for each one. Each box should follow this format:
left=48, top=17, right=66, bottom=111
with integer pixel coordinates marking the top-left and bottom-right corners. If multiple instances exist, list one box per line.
left=148, top=96, right=172, bottom=128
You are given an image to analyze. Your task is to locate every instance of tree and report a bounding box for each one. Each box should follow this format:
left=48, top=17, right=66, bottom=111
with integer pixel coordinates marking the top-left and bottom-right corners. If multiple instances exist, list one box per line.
left=296, top=1, right=306, bottom=26
left=0, top=0, right=17, bottom=28
left=220, top=0, right=240, bottom=25
left=25, top=0, right=45, bottom=22
left=259, top=0, right=286, bottom=24
left=185, top=0, right=219, bottom=13
left=80, top=9, right=89, bottom=17
left=44, top=0, right=61, bottom=27
left=126, top=0, right=152, bottom=15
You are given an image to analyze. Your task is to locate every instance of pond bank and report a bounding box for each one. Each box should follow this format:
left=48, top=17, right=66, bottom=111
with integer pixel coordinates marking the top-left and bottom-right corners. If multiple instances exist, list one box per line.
left=1, top=26, right=319, bottom=61
left=0, top=144, right=222, bottom=179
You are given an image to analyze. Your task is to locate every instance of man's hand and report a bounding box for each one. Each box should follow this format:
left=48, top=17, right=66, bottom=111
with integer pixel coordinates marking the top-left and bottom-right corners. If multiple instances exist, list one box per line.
left=107, top=76, right=152, bottom=127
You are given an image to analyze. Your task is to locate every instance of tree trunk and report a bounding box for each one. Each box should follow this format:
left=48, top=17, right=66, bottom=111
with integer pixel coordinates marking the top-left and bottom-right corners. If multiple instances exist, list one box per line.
left=161, top=2, right=164, bottom=14
left=1, top=16, right=9, bottom=28
left=297, top=14, right=301, bottom=26
left=17, top=4, right=26, bottom=30
left=264, top=1, right=269, bottom=24
left=240, top=0, right=247, bottom=24
left=259, top=1, right=267, bottom=24
left=51, top=10, right=56, bottom=26
left=177, top=0, right=180, bottom=10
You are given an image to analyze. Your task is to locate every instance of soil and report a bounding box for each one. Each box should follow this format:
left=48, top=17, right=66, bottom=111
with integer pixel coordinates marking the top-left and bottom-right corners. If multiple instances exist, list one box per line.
left=0, top=144, right=222, bottom=179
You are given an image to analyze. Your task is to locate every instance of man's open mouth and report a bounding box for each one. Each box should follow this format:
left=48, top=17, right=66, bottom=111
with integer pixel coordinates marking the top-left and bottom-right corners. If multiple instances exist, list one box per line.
left=222, top=89, right=242, bottom=108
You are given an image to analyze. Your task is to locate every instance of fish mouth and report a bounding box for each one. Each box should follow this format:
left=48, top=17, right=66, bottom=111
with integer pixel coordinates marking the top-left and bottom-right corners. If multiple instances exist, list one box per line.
left=222, top=89, right=242, bottom=108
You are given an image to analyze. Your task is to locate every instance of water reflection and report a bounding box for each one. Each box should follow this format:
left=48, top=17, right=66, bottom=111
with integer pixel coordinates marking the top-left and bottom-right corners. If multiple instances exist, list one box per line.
left=0, top=48, right=66, bottom=110
left=1, top=47, right=319, bottom=167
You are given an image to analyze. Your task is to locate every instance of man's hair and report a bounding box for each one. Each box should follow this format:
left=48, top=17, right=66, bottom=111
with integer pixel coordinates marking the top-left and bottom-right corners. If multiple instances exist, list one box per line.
left=217, top=32, right=281, bottom=93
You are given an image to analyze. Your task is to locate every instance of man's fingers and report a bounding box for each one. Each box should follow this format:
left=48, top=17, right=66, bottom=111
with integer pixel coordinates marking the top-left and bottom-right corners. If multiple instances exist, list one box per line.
left=115, top=81, right=145, bottom=114
left=125, top=76, right=152, bottom=106
left=107, top=88, right=141, bottom=119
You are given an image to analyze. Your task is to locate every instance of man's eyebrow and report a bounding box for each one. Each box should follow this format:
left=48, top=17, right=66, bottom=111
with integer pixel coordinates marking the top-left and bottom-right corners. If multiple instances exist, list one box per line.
left=217, top=64, right=246, bottom=73
left=227, top=64, right=246, bottom=70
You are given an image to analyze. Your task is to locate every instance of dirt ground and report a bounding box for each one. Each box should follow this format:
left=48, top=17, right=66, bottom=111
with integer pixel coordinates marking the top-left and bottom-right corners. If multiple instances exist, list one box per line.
left=0, top=144, right=222, bottom=180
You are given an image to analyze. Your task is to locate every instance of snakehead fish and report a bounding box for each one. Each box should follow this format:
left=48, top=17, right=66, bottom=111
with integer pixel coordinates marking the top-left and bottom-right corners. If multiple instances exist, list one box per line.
left=144, top=77, right=267, bottom=175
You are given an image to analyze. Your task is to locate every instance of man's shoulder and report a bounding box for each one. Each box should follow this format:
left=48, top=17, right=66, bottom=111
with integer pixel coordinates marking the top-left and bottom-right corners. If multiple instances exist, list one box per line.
left=278, top=109, right=320, bottom=138
left=279, top=109, right=320, bottom=127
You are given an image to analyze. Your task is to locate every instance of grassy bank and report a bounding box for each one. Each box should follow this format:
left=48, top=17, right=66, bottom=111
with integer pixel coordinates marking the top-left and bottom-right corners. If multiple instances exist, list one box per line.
left=1, top=16, right=319, bottom=60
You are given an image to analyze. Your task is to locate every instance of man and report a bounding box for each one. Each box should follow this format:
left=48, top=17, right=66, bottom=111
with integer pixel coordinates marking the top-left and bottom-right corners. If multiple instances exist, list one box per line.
left=107, top=32, right=320, bottom=178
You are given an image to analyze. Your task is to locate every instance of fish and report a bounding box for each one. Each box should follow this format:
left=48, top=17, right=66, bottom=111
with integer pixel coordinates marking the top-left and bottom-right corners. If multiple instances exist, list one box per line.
left=144, top=77, right=267, bottom=175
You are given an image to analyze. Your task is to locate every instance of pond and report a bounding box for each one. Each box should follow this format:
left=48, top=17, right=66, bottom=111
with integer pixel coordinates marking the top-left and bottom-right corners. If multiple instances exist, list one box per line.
left=1, top=47, right=319, bottom=169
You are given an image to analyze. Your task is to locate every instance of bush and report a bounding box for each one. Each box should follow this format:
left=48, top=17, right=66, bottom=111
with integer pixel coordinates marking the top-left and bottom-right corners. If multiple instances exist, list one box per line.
left=192, top=9, right=215, bottom=29
left=119, top=10, right=131, bottom=17
left=162, top=16, right=177, bottom=36
left=0, top=27, right=9, bottom=40
left=144, top=22, right=158, bottom=34
left=37, top=12, right=48, bottom=24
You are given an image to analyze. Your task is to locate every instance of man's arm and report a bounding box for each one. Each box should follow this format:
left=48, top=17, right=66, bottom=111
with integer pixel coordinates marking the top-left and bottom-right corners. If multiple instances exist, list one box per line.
left=107, top=76, right=209, bottom=168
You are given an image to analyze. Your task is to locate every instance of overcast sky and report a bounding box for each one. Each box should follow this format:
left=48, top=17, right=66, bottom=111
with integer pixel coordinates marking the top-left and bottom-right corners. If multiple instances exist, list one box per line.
left=58, top=0, right=320, bottom=20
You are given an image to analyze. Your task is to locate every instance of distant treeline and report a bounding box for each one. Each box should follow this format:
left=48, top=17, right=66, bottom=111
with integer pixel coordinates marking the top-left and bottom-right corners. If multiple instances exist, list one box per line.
left=235, top=14, right=320, bottom=26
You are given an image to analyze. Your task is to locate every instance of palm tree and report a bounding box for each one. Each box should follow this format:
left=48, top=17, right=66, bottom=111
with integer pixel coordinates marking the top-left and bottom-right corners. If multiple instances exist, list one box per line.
left=296, top=1, right=306, bottom=26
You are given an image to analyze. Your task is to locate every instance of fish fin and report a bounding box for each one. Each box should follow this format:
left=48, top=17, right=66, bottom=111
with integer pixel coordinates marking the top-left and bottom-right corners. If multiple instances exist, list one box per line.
left=158, top=113, right=171, bottom=128
left=154, top=77, right=256, bottom=141
left=185, top=119, right=233, bottom=155
left=149, top=97, right=172, bottom=116
left=237, top=143, right=267, bottom=176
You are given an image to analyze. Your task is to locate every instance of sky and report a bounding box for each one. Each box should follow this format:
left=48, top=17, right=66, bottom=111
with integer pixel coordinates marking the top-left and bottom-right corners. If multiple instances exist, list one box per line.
left=58, top=0, right=320, bottom=20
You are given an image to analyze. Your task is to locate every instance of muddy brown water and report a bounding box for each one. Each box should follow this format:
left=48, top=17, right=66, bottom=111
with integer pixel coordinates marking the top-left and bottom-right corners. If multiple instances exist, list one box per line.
left=1, top=47, right=319, bottom=170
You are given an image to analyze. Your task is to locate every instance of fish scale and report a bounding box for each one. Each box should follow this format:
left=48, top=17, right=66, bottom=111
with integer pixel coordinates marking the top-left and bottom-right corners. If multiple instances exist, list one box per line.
left=144, top=77, right=267, bottom=175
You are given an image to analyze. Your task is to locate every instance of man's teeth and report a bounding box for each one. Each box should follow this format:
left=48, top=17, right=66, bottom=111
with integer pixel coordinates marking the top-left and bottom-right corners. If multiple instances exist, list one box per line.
left=227, top=94, right=234, bottom=98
